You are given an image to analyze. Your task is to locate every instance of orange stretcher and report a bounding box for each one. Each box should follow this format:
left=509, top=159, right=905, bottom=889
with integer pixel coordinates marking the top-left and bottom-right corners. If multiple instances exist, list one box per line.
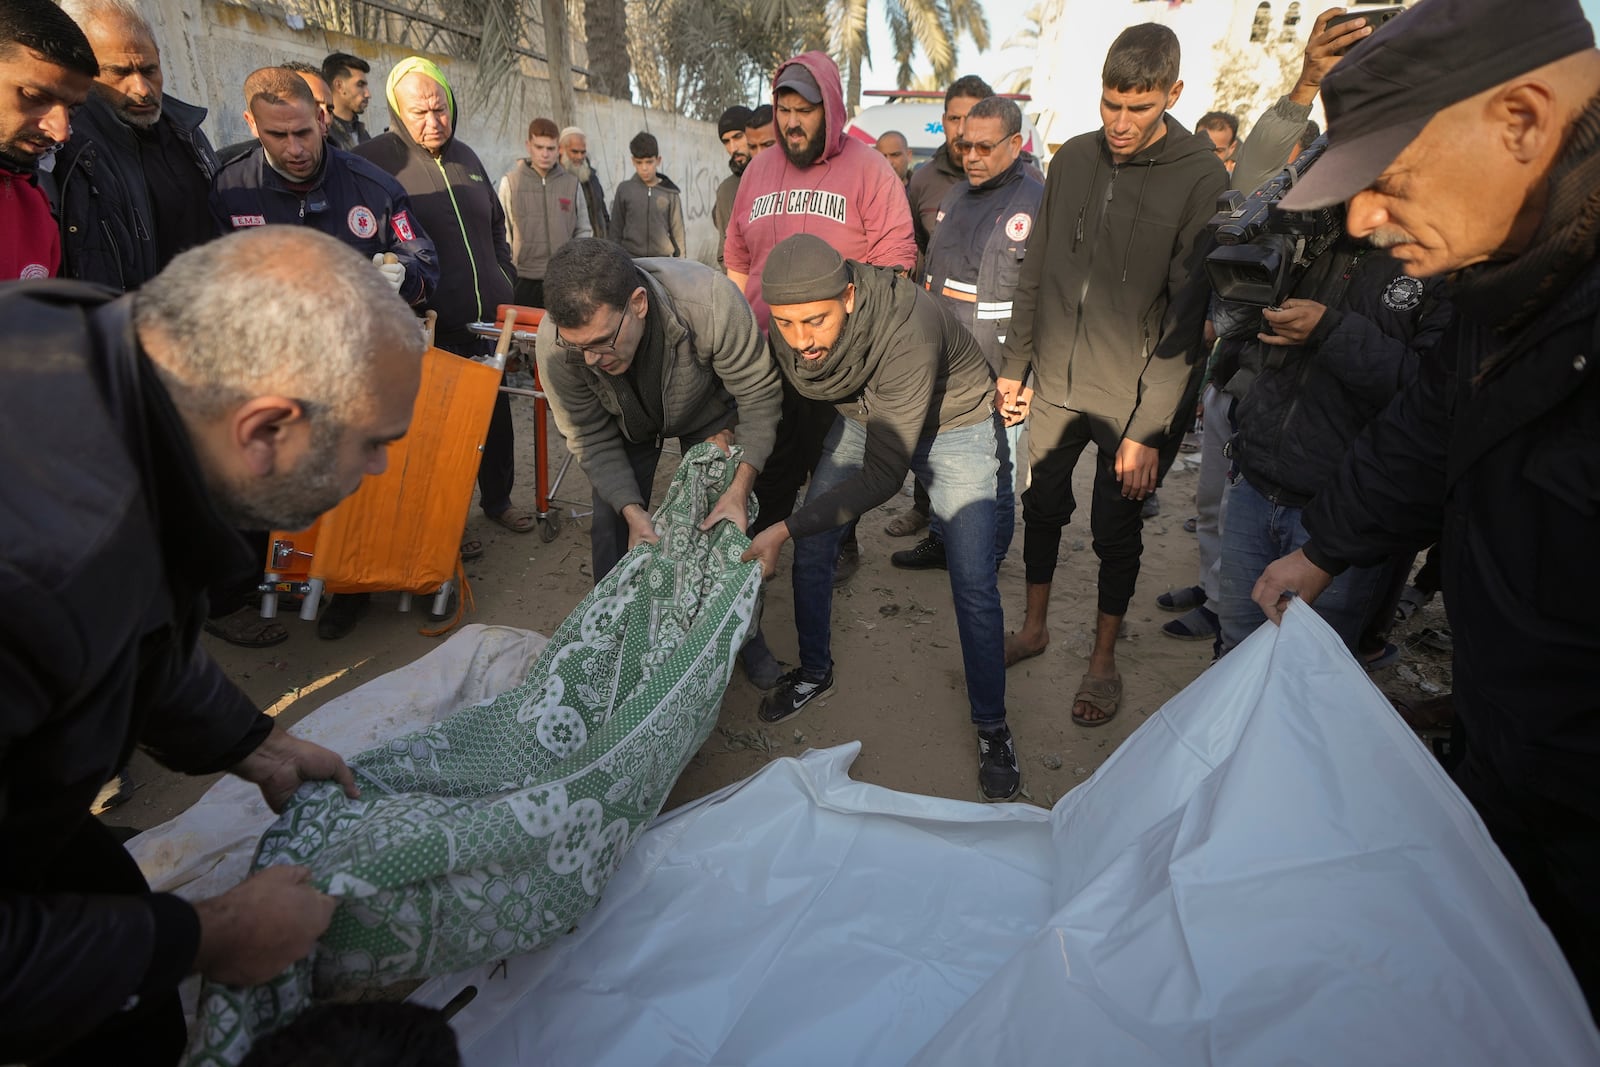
left=468, top=302, right=579, bottom=544
left=259, top=311, right=514, bottom=624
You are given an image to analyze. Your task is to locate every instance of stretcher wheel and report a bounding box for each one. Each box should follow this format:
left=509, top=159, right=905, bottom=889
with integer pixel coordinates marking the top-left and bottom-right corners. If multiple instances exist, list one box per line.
left=539, top=513, right=562, bottom=543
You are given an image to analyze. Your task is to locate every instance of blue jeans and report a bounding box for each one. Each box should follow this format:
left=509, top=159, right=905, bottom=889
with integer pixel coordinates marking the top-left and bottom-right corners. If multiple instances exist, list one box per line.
left=1216, top=477, right=1389, bottom=655
left=793, top=414, right=1007, bottom=726
left=928, top=420, right=1019, bottom=567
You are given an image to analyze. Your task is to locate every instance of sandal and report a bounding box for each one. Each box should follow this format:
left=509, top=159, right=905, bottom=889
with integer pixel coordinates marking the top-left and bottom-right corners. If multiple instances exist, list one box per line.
left=460, top=538, right=484, bottom=561
left=204, top=605, right=289, bottom=648
left=884, top=508, right=928, bottom=538
left=1071, top=671, right=1122, bottom=727
left=488, top=506, right=536, bottom=533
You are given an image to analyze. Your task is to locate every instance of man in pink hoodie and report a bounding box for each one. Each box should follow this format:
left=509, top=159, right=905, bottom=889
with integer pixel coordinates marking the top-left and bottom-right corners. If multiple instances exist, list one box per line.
left=725, top=52, right=916, bottom=326
left=723, top=52, right=917, bottom=685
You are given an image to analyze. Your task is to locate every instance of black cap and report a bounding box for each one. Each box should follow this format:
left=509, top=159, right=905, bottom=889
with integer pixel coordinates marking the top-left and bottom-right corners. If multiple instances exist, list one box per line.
left=762, top=235, right=850, bottom=306
left=1281, top=0, right=1595, bottom=210
left=718, top=106, right=755, bottom=138
left=774, top=65, right=823, bottom=105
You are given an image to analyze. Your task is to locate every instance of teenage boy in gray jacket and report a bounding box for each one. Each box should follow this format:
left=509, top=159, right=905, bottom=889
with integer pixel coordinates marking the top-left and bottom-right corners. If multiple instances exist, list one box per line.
left=537, top=238, right=782, bottom=580
left=611, top=131, right=686, bottom=258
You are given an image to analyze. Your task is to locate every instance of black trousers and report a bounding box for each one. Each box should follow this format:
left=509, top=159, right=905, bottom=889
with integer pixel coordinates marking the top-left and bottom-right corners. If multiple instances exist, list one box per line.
left=20, top=818, right=189, bottom=1066
left=751, top=382, right=835, bottom=536
left=1020, top=401, right=1183, bottom=617
left=1453, top=746, right=1600, bottom=1020
left=588, top=434, right=694, bottom=583
left=512, top=277, right=545, bottom=310
left=436, top=330, right=516, bottom=518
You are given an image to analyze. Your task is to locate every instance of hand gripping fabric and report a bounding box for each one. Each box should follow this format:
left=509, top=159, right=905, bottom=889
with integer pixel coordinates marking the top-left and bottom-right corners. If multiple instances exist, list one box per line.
left=185, top=444, right=763, bottom=1066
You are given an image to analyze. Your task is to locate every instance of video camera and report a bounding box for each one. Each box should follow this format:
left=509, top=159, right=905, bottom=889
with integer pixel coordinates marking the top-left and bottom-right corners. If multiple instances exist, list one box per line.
left=1205, top=137, right=1341, bottom=336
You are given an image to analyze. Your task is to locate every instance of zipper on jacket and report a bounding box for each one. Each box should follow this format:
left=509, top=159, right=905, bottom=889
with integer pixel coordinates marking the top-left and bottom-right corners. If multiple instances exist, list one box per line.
left=437, top=157, right=486, bottom=319
left=99, top=218, right=127, bottom=290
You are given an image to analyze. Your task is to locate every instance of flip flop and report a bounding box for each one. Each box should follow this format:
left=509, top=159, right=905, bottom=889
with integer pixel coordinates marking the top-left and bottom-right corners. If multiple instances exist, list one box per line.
left=1071, top=671, right=1122, bottom=727
left=461, top=538, right=484, bottom=561
left=204, top=606, right=289, bottom=648
left=488, top=506, right=536, bottom=533
left=1362, top=642, right=1400, bottom=672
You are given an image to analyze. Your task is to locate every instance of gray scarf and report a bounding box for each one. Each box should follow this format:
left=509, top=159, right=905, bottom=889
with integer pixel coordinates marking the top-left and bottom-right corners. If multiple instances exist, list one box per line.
left=774, top=264, right=917, bottom=403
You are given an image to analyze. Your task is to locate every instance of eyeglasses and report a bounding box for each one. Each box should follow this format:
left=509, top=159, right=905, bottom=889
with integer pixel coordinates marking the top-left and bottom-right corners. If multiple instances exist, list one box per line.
left=553, top=309, right=627, bottom=360
left=955, top=138, right=1014, bottom=158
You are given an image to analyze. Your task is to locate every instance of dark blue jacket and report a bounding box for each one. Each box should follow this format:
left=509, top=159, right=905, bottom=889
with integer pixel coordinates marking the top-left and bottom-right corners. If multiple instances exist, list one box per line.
left=923, top=157, right=1045, bottom=377
left=210, top=144, right=438, bottom=307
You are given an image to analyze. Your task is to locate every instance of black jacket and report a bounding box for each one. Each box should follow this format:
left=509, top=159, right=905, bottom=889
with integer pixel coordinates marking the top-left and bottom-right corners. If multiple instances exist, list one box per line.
left=355, top=126, right=515, bottom=337
left=211, top=144, right=438, bottom=308
left=0, top=283, right=272, bottom=1058
left=1302, top=259, right=1600, bottom=820
left=1226, top=246, right=1452, bottom=505
left=1003, top=117, right=1228, bottom=445
left=54, top=93, right=218, bottom=290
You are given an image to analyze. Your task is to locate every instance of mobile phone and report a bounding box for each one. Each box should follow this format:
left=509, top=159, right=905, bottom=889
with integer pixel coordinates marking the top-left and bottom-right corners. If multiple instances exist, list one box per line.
left=1327, top=5, right=1406, bottom=38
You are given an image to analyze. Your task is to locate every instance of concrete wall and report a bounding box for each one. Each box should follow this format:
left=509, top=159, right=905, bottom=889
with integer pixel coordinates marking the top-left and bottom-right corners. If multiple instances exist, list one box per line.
left=132, top=0, right=727, bottom=262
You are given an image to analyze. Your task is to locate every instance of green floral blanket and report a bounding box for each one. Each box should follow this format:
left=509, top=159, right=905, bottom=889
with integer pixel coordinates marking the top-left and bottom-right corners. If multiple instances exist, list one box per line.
left=186, top=444, right=762, bottom=1066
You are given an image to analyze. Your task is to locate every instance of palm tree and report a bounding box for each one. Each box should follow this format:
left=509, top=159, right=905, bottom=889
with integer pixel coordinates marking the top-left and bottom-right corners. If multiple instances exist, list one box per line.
left=998, top=4, right=1042, bottom=95
left=828, top=0, right=990, bottom=114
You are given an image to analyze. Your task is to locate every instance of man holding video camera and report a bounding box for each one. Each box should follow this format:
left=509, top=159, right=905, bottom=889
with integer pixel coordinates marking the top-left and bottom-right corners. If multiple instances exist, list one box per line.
left=1208, top=163, right=1452, bottom=656
left=1251, top=0, right=1600, bottom=1010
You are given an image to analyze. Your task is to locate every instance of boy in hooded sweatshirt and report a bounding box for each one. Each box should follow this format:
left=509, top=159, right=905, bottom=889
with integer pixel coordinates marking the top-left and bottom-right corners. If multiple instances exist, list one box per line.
left=995, top=24, right=1226, bottom=728
left=611, top=132, right=685, bottom=258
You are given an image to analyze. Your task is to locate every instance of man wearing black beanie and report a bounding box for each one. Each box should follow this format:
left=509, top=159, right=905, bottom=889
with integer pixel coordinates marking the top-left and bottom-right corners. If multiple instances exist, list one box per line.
left=714, top=105, right=755, bottom=272
left=743, top=235, right=1020, bottom=802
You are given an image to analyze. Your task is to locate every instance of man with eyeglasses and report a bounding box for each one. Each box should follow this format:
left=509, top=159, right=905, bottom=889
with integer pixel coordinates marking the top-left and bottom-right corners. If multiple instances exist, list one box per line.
left=535, top=238, right=783, bottom=582
left=893, top=95, right=1043, bottom=576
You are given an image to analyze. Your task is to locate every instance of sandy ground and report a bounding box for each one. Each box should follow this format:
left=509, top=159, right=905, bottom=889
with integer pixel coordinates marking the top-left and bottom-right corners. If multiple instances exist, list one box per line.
left=104, top=398, right=1454, bottom=834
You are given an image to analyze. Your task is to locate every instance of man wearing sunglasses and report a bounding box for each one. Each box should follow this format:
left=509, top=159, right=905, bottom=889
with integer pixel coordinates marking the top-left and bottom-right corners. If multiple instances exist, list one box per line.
left=895, top=95, right=1044, bottom=576
left=536, top=238, right=783, bottom=582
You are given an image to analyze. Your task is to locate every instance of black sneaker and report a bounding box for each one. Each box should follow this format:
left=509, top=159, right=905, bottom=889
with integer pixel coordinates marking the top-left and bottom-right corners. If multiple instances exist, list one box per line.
left=759, top=668, right=835, bottom=724
left=891, top=535, right=947, bottom=570
left=976, top=724, right=1021, bottom=802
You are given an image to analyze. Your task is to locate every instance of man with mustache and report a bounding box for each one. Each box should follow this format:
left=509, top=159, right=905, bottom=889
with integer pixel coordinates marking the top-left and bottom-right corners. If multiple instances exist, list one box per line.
left=713, top=104, right=753, bottom=273
left=742, top=235, right=1018, bottom=803
left=52, top=0, right=219, bottom=288
left=0, top=226, right=419, bottom=1065
left=1251, top=0, right=1600, bottom=1011
left=723, top=52, right=916, bottom=682
left=559, top=125, right=610, bottom=239
left=0, top=0, right=92, bottom=280
left=210, top=67, right=437, bottom=310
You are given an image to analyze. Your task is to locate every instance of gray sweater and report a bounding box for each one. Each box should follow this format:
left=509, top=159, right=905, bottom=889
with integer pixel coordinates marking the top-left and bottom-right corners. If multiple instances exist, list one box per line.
left=536, top=258, right=781, bottom=513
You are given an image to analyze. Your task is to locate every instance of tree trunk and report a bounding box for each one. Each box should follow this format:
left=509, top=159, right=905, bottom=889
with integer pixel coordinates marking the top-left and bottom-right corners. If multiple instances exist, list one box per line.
left=847, top=50, right=862, bottom=116
left=583, top=0, right=633, bottom=100
left=541, top=0, right=580, bottom=127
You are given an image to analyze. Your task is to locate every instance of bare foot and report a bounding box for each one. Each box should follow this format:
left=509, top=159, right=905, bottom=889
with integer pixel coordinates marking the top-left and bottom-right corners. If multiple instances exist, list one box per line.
left=1004, top=629, right=1048, bottom=667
